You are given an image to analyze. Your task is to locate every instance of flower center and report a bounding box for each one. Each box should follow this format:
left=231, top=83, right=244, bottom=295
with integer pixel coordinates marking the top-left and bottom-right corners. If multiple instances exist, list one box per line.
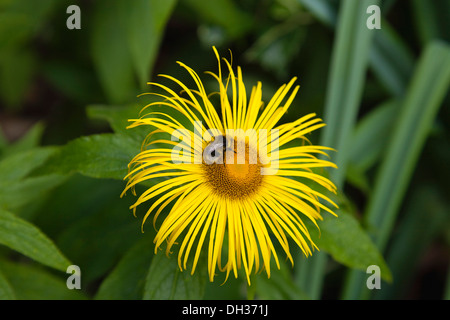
left=203, top=142, right=263, bottom=199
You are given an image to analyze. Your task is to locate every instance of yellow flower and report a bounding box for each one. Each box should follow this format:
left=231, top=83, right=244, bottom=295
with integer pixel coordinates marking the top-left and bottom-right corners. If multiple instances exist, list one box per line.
left=121, top=47, right=338, bottom=284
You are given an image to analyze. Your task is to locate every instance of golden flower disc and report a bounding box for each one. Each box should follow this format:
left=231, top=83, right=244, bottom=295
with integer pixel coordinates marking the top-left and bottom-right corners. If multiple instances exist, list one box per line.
left=203, top=141, right=263, bottom=199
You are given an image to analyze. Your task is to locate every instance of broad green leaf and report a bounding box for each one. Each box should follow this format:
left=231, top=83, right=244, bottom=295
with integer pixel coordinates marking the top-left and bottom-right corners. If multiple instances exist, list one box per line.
left=307, top=209, right=392, bottom=282
left=87, top=102, right=194, bottom=139
left=0, top=268, right=15, bottom=300
left=0, top=147, right=56, bottom=182
left=143, top=251, right=206, bottom=300
left=0, top=147, right=67, bottom=211
left=120, top=0, right=177, bottom=87
left=28, top=175, right=146, bottom=286
left=0, top=122, right=45, bottom=159
left=91, top=0, right=137, bottom=104
left=95, top=236, right=154, bottom=300
left=48, top=177, right=144, bottom=284
left=0, top=174, right=67, bottom=211
left=35, top=133, right=141, bottom=180
left=87, top=104, right=149, bottom=137
left=0, top=260, right=86, bottom=300
left=86, top=103, right=196, bottom=170
left=0, top=208, right=71, bottom=272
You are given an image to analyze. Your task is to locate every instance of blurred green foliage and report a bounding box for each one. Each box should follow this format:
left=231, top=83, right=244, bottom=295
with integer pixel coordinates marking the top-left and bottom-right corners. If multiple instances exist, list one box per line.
left=0, top=0, right=449, bottom=300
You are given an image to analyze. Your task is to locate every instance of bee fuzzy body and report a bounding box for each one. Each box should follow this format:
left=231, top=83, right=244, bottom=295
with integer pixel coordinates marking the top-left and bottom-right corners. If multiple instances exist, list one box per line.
left=203, top=135, right=235, bottom=164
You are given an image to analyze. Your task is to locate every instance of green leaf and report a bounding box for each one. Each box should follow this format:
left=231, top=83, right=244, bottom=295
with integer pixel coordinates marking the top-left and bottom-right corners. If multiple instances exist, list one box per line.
left=42, top=61, right=102, bottom=103
left=120, top=0, right=177, bottom=87
left=87, top=104, right=149, bottom=137
left=348, top=100, right=399, bottom=172
left=343, top=41, right=450, bottom=299
left=143, top=251, right=206, bottom=300
left=370, top=22, right=414, bottom=97
left=308, top=209, right=392, bottom=282
left=0, top=268, right=15, bottom=300
left=244, top=14, right=306, bottom=79
left=0, top=174, right=67, bottom=212
left=203, top=275, right=245, bottom=300
left=0, top=0, right=57, bottom=54
left=54, top=186, right=144, bottom=284
left=0, top=260, right=86, bottom=300
left=0, top=146, right=56, bottom=182
left=35, top=133, right=141, bottom=180
left=95, top=236, right=154, bottom=300
left=297, top=0, right=338, bottom=26
left=31, top=175, right=145, bottom=285
left=0, top=208, right=71, bottom=272
left=345, top=164, right=370, bottom=194
left=320, top=0, right=380, bottom=184
left=254, top=259, right=309, bottom=300
left=90, top=0, right=137, bottom=104
left=298, top=0, right=414, bottom=97
left=0, top=48, right=36, bottom=108
left=91, top=0, right=177, bottom=100
left=300, top=0, right=380, bottom=299
left=0, top=122, right=45, bottom=159
left=87, top=101, right=194, bottom=139
left=366, top=41, right=450, bottom=252
left=182, top=0, right=252, bottom=39
left=0, top=147, right=67, bottom=211
left=412, top=0, right=450, bottom=45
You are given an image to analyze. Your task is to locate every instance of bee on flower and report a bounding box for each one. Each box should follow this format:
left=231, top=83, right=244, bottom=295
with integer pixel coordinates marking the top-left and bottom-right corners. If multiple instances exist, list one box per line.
left=121, top=47, right=338, bottom=285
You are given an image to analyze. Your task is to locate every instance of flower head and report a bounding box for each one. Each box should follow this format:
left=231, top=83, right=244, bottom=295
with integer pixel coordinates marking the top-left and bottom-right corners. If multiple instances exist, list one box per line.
left=122, top=47, right=338, bottom=284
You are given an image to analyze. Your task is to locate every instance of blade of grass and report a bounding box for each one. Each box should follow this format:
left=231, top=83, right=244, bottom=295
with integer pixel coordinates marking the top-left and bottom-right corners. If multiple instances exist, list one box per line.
left=321, top=0, right=379, bottom=183
left=342, top=41, right=450, bottom=299
left=348, top=100, right=398, bottom=172
left=369, top=22, right=414, bottom=96
left=365, top=41, right=450, bottom=253
left=298, top=0, right=414, bottom=97
left=297, top=0, right=338, bottom=27
left=412, top=0, right=450, bottom=45
left=297, top=0, right=379, bottom=299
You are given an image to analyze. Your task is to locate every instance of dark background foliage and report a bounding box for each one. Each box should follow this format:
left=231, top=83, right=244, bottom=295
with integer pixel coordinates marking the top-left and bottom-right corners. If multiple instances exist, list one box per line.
left=0, top=0, right=449, bottom=300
